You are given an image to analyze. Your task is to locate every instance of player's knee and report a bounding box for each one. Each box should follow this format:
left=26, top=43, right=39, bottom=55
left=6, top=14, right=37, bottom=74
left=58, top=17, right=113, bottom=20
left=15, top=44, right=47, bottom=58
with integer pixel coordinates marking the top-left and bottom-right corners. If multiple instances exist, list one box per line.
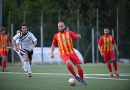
left=111, top=59, right=117, bottom=63
left=76, top=64, right=81, bottom=69
left=66, top=60, right=71, bottom=65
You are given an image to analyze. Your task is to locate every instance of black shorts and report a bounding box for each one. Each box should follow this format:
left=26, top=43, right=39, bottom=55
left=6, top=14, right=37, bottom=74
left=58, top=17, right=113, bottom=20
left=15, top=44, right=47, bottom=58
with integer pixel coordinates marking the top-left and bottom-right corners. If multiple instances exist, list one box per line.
left=20, top=49, right=33, bottom=61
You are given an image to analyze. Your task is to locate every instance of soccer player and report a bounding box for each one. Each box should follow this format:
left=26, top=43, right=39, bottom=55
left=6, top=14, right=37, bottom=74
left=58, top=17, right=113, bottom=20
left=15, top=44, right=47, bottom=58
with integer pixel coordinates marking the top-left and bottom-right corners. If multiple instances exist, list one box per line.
left=98, top=28, right=119, bottom=77
left=12, top=24, right=37, bottom=77
left=15, top=29, right=26, bottom=71
left=0, top=27, right=12, bottom=72
left=50, top=22, right=87, bottom=85
left=16, top=30, right=21, bottom=48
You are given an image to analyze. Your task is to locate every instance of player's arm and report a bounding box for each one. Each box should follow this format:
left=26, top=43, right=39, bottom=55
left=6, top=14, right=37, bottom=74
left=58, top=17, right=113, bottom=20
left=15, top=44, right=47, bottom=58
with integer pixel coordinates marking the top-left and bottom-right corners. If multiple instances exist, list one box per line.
left=12, top=34, right=20, bottom=51
left=98, top=45, right=103, bottom=56
left=30, top=40, right=37, bottom=52
left=112, top=37, right=119, bottom=56
left=114, top=43, right=119, bottom=56
left=7, top=36, right=13, bottom=49
left=50, top=35, right=57, bottom=58
left=50, top=44, right=55, bottom=58
left=12, top=39, right=18, bottom=50
left=98, top=36, right=103, bottom=56
left=69, top=31, right=81, bottom=40
left=30, top=34, right=37, bottom=52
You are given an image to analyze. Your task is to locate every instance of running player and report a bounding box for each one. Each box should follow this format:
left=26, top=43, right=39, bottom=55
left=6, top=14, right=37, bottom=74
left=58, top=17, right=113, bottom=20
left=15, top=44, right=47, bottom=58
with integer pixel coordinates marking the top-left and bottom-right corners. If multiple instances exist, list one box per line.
left=50, top=22, right=87, bottom=85
left=12, top=24, right=37, bottom=77
left=98, top=28, right=119, bottom=77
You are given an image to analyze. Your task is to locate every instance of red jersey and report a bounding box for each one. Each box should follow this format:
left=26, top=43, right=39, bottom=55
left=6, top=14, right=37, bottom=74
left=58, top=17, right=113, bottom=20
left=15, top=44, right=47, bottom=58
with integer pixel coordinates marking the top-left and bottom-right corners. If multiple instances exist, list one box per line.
left=52, top=30, right=78, bottom=56
left=0, top=34, right=10, bottom=52
left=98, top=34, right=115, bottom=52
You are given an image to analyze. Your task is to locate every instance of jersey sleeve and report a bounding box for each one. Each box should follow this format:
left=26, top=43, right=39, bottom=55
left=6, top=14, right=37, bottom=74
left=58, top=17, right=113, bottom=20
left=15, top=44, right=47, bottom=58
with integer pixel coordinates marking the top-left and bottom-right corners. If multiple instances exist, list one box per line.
left=52, top=34, right=57, bottom=46
left=112, top=36, right=115, bottom=44
left=13, top=33, right=20, bottom=40
left=98, top=36, right=103, bottom=46
left=69, top=31, right=78, bottom=40
left=30, top=33, right=37, bottom=42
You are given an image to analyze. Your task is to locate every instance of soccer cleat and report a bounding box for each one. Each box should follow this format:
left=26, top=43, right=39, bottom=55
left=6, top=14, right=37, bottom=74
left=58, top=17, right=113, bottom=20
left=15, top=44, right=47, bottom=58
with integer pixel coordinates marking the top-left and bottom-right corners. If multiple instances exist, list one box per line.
left=110, top=72, right=113, bottom=77
left=114, top=71, right=119, bottom=77
left=28, top=73, right=32, bottom=77
left=80, top=80, right=87, bottom=85
left=75, top=75, right=81, bottom=82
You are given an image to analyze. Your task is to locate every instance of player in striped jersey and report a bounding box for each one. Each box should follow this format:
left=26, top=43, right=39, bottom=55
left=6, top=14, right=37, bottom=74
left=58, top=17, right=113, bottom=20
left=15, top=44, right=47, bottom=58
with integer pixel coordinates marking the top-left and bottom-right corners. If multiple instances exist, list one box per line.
left=98, top=28, right=119, bottom=77
left=50, top=22, right=86, bottom=85
left=0, top=27, right=12, bottom=72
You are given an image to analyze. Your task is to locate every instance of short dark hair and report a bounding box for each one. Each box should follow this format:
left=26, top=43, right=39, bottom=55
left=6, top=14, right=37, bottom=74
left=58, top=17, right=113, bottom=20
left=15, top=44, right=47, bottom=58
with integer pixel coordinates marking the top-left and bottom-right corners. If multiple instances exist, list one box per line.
left=20, top=23, right=27, bottom=28
left=0, top=26, right=6, bottom=31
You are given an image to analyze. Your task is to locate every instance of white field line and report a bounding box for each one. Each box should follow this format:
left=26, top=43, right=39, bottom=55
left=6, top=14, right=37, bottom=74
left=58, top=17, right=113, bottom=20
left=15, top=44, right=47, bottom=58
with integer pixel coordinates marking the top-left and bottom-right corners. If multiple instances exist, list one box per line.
left=85, top=77, right=130, bottom=81
left=0, top=72, right=130, bottom=81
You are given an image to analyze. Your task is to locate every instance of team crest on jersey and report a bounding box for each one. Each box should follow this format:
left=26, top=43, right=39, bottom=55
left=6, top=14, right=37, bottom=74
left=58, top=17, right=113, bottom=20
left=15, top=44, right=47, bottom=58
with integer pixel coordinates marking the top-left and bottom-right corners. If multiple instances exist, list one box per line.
left=62, top=38, right=66, bottom=43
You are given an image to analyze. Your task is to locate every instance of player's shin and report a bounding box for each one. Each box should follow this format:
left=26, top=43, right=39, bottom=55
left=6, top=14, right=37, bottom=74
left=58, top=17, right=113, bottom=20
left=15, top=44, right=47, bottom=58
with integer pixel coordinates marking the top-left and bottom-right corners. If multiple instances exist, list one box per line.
left=78, top=68, right=83, bottom=80
left=26, top=60, right=32, bottom=73
left=67, top=64, right=76, bottom=77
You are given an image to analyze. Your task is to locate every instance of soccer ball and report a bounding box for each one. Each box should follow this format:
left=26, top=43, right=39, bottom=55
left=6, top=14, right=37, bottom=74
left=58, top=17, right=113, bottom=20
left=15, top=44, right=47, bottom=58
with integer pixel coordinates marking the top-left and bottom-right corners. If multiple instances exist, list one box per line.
left=68, top=78, right=76, bottom=86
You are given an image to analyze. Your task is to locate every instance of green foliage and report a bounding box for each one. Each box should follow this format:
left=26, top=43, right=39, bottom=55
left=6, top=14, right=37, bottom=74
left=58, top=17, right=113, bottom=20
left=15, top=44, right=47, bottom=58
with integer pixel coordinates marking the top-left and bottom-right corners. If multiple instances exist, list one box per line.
left=2, top=0, right=130, bottom=60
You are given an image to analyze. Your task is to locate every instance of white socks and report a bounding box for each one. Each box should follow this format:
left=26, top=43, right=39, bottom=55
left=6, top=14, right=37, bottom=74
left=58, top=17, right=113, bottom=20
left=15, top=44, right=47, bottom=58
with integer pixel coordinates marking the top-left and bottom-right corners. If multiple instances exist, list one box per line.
left=24, top=61, right=32, bottom=73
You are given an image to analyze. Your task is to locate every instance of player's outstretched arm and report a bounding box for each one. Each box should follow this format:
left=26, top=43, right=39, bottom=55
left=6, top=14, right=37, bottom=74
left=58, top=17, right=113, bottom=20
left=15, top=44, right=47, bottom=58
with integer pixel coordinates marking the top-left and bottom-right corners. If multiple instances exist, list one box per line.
left=98, top=45, right=103, bottom=56
left=50, top=45, right=55, bottom=58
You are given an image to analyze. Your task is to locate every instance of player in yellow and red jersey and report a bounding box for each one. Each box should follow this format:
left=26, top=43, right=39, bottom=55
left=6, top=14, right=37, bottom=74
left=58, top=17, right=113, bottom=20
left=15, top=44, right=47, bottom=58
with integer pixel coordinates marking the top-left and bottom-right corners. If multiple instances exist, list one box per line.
left=0, top=27, right=12, bottom=72
left=50, top=22, right=87, bottom=85
left=98, top=28, right=119, bottom=77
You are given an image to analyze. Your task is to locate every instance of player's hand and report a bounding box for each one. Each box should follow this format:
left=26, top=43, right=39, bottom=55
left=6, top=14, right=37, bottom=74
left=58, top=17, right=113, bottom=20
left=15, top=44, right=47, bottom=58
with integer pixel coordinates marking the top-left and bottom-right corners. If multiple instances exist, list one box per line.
left=29, top=47, right=33, bottom=52
left=100, top=52, right=103, bottom=56
left=77, top=34, right=81, bottom=39
left=50, top=53, right=54, bottom=58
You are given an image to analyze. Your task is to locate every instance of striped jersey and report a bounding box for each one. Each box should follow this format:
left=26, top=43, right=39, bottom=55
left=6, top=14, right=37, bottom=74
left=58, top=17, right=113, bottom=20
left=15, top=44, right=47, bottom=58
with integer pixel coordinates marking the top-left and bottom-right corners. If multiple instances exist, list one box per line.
left=13, top=31, right=37, bottom=50
left=98, top=34, right=115, bottom=52
left=0, top=34, right=10, bottom=52
left=52, top=30, right=78, bottom=56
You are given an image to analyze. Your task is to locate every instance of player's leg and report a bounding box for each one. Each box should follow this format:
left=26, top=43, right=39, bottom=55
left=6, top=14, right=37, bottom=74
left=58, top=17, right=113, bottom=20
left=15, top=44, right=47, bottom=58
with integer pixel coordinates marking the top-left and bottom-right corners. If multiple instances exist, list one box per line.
left=70, top=53, right=87, bottom=85
left=23, top=54, right=32, bottom=77
left=1, top=51, right=7, bottom=72
left=62, top=55, right=76, bottom=77
left=103, top=52, right=113, bottom=77
left=28, top=51, right=33, bottom=65
left=110, top=52, right=119, bottom=77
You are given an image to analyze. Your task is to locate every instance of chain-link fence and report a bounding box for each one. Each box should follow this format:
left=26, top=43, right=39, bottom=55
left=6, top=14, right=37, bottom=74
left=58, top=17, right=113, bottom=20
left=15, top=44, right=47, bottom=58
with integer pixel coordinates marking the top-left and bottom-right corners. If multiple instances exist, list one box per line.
left=2, top=9, right=130, bottom=64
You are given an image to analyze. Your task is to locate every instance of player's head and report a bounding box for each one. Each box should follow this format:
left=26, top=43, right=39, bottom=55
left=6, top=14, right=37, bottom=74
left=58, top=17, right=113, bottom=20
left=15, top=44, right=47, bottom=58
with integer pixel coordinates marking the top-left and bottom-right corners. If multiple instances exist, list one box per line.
left=104, top=28, right=110, bottom=35
left=20, top=24, right=28, bottom=35
left=16, top=30, right=21, bottom=34
left=0, top=27, right=7, bottom=35
left=58, top=22, right=65, bottom=32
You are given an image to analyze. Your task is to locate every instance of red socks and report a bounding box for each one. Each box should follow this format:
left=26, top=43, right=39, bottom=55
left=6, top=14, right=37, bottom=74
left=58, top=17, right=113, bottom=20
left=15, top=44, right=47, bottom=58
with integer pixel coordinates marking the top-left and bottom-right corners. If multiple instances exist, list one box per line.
left=67, top=65, right=84, bottom=80
left=67, top=65, right=76, bottom=77
left=107, top=63, right=112, bottom=72
left=2, top=60, right=6, bottom=71
left=113, top=62, right=117, bottom=71
left=78, top=68, right=83, bottom=80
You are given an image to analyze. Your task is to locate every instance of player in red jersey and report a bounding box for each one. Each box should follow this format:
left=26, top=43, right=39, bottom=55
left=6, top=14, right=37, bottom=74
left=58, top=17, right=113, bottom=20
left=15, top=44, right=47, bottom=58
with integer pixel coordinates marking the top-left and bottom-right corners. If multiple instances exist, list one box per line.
left=50, top=22, right=86, bottom=85
left=98, top=28, right=119, bottom=77
left=0, top=27, right=12, bottom=72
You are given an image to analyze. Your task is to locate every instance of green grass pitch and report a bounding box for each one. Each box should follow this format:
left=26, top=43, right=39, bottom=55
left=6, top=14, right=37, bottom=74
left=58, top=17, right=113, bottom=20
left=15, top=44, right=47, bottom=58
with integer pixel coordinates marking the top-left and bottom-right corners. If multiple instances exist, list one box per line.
left=0, top=63, right=130, bottom=90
